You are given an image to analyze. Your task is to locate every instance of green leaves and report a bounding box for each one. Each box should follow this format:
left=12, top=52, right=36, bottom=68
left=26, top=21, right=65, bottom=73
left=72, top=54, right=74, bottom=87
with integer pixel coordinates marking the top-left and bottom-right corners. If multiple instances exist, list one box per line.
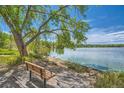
left=0, top=31, right=9, bottom=48
left=0, top=31, right=16, bottom=49
left=76, top=5, right=87, bottom=15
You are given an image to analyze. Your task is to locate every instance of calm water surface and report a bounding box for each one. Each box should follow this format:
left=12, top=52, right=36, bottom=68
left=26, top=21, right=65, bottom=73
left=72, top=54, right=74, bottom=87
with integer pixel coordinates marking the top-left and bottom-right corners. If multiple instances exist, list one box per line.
left=50, top=48, right=124, bottom=71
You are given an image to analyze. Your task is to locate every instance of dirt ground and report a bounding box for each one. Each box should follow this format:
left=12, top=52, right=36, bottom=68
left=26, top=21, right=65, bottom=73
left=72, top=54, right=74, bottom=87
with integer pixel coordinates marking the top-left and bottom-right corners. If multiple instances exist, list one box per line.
left=0, top=60, right=99, bottom=88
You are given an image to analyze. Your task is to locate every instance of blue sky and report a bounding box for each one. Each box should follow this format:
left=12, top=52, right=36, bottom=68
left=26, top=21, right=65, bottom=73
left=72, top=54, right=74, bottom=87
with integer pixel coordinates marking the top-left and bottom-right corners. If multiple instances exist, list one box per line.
left=85, top=5, right=124, bottom=44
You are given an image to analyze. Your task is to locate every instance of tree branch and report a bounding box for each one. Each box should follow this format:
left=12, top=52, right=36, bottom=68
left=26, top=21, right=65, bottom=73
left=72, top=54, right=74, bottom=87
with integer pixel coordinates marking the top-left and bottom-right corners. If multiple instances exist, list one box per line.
left=23, top=31, right=33, bottom=39
left=21, top=6, right=31, bottom=31
left=30, top=9, right=69, bottom=19
left=5, top=6, right=21, bottom=32
left=30, top=9, right=48, bottom=14
left=44, top=31, right=59, bottom=38
left=38, top=5, right=69, bottom=32
left=0, top=8, right=16, bottom=32
left=25, top=5, right=69, bottom=46
left=25, top=28, right=67, bottom=46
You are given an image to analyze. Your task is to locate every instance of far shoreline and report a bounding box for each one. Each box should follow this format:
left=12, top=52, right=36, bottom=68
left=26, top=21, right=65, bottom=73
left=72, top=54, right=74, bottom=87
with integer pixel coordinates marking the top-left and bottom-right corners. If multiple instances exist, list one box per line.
left=77, top=44, right=124, bottom=48
left=78, top=47, right=124, bottom=48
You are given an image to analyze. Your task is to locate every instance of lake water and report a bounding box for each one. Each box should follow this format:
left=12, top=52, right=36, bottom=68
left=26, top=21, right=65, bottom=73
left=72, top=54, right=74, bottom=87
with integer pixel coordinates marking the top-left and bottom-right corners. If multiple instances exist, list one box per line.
left=50, top=48, right=124, bottom=72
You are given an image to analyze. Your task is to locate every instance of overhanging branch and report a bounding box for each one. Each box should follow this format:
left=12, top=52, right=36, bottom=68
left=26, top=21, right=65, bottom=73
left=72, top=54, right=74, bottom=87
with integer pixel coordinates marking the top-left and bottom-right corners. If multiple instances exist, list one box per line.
left=25, top=5, right=69, bottom=46
left=38, top=5, right=69, bottom=32
left=30, top=9, right=69, bottom=19
left=25, top=28, right=68, bottom=46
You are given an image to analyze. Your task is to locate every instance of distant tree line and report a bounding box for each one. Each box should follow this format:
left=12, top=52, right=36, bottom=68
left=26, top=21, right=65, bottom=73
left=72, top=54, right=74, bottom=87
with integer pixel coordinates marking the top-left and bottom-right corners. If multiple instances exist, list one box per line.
left=78, top=44, right=124, bottom=48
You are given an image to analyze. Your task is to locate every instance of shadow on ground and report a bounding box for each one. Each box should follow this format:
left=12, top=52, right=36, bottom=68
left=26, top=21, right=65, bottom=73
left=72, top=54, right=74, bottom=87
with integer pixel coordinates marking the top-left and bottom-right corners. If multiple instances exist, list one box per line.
left=0, top=64, right=54, bottom=88
left=26, top=77, right=54, bottom=88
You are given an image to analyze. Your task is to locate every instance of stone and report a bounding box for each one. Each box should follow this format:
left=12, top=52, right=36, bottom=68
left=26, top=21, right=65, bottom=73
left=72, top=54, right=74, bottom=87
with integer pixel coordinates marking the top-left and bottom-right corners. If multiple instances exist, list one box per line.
left=90, top=79, right=96, bottom=85
left=83, top=73, right=90, bottom=77
left=89, top=70, right=98, bottom=76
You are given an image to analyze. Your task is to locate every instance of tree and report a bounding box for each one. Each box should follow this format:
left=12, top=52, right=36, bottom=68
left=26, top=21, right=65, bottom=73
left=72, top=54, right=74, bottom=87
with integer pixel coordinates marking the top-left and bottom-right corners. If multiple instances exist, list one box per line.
left=0, top=5, right=89, bottom=58
left=0, top=31, right=10, bottom=48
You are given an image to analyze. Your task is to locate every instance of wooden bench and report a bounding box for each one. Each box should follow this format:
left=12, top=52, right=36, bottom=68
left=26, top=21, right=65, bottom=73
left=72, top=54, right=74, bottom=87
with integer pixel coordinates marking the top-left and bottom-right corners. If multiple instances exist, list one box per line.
left=25, top=61, right=55, bottom=88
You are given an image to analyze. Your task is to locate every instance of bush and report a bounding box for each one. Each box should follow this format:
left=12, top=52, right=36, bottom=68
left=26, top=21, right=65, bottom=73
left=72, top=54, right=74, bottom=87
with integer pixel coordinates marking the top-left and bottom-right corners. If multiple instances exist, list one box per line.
left=24, top=55, right=34, bottom=62
left=65, top=62, right=88, bottom=73
left=25, top=53, right=48, bottom=63
left=95, top=72, right=124, bottom=88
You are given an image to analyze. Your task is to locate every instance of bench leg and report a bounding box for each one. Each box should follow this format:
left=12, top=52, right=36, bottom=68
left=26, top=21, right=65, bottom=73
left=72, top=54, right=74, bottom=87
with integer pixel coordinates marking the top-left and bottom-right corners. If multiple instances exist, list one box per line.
left=29, top=70, right=32, bottom=81
left=43, top=78, right=46, bottom=88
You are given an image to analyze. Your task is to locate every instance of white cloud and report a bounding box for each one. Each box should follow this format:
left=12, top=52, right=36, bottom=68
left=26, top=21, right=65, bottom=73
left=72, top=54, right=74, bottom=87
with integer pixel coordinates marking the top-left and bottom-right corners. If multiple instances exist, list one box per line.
left=86, top=26, right=124, bottom=44
left=83, top=19, right=94, bottom=23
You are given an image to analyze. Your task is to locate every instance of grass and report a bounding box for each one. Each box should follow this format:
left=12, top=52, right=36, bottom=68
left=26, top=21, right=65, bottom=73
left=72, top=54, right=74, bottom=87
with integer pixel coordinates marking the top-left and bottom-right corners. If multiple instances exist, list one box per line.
left=65, top=61, right=124, bottom=88
left=65, top=62, right=89, bottom=73
left=0, top=55, right=22, bottom=66
left=95, top=72, right=124, bottom=88
left=0, top=48, right=20, bottom=66
left=0, top=48, right=19, bottom=55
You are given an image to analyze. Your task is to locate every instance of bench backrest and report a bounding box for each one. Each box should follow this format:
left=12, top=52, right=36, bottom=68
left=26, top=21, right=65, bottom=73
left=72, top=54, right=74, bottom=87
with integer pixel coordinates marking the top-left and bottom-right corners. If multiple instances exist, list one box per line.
left=25, top=61, right=55, bottom=80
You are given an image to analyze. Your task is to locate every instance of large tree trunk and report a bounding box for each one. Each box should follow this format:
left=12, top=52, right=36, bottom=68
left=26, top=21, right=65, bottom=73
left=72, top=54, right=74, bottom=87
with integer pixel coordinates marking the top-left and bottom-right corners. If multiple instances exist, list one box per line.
left=12, top=31, right=28, bottom=57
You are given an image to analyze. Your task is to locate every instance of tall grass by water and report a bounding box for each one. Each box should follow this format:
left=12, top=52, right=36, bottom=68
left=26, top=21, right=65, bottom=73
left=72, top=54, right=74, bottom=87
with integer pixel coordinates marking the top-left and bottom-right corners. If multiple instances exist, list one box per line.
left=95, top=72, right=124, bottom=88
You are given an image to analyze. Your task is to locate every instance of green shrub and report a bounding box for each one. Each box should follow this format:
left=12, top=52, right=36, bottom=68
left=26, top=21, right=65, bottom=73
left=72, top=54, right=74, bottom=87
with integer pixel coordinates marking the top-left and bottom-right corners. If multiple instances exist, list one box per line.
left=65, top=62, right=88, bottom=73
left=24, top=55, right=34, bottom=62
left=95, top=72, right=124, bottom=88
left=8, top=57, right=22, bottom=66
